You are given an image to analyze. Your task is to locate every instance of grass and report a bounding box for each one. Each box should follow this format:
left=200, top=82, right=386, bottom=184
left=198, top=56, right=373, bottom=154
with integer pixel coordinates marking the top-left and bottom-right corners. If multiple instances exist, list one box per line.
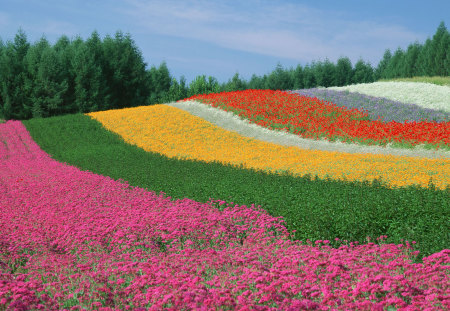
left=379, top=76, right=450, bottom=86
left=23, top=113, right=450, bottom=263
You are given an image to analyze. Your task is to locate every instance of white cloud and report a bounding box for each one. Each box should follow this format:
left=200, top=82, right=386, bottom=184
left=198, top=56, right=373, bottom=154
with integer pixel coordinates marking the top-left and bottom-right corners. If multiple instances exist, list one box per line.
left=106, top=0, right=427, bottom=66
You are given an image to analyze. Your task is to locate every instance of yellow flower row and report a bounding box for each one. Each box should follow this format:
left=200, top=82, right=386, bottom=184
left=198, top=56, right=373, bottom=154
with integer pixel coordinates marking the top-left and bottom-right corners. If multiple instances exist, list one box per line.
left=87, top=105, right=450, bottom=190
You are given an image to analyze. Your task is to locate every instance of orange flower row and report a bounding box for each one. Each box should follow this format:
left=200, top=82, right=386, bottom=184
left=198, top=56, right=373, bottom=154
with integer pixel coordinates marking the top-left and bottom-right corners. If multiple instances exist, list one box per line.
left=87, top=105, right=450, bottom=190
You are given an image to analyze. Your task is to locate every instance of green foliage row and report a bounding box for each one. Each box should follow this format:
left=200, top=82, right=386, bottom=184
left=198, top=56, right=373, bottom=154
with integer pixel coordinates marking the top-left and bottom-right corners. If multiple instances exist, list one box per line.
left=23, top=114, right=450, bottom=263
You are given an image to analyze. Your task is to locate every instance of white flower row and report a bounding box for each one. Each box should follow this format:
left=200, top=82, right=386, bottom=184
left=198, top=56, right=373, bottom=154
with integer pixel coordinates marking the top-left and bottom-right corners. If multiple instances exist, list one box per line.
left=328, top=82, right=450, bottom=113
left=166, top=100, right=449, bottom=159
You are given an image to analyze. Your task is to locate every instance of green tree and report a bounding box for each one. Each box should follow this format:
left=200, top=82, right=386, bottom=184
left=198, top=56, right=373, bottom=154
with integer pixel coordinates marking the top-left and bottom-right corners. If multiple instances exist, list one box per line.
left=53, top=35, right=77, bottom=114
left=318, top=59, right=336, bottom=87
left=335, top=57, right=353, bottom=86
left=267, top=63, right=292, bottom=90
left=416, top=38, right=433, bottom=76
left=179, top=76, right=188, bottom=99
left=28, top=44, right=69, bottom=117
left=353, top=59, right=374, bottom=83
left=312, top=59, right=336, bottom=87
left=188, top=75, right=220, bottom=96
left=207, top=76, right=220, bottom=93
left=302, top=65, right=316, bottom=89
left=0, top=29, right=30, bottom=120
left=402, top=42, right=422, bottom=77
left=223, top=72, right=246, bottom=92
left=445, top=44, right=450, bottom=75
left=248, top=74, right=266, bottom=89
left=102, top=31, right=150, bottom=109
left=440, top=31, right=450, bottom=75
left=292, top=65, right=304, bottom=89
left=0, top=38, right=5, bottom=117
left=375, top=49, right=392, bottom=79
left=188, top=75, right=208, bottom=96
left=162, top=75, right=188, bottom=102
left=430, top=21, right=449, bottom=76
left=71, top=35, right=104, bottom=113
left=162, top=78, right=180, bottom=102
left=148, top=61, right=172, bottom=104
left=385, top=48, right=405, bottom=78
left=24, top=36, right=51, bottom=118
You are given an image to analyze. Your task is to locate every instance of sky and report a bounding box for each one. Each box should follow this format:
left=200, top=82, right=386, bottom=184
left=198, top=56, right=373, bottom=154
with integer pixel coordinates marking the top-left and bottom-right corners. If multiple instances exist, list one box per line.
left=0, top=0, right=449, bottom=83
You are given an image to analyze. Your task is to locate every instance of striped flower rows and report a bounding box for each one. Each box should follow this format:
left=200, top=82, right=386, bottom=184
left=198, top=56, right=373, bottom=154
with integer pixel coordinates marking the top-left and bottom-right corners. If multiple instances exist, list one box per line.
left=182, top=90, right=450, bottom=150
left=87, top=104, right=450, bottom=190
left=1, top=121, right=449, bottom=310
left=291, top=88, right=450, bottom=124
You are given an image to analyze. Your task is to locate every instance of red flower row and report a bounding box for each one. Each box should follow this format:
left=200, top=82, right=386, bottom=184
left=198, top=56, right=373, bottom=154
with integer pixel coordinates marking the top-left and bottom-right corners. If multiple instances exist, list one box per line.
left=182, top=90, right=450, bottom=149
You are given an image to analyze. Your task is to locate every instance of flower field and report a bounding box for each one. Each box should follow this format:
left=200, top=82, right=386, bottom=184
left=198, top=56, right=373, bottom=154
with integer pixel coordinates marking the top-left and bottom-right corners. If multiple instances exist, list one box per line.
left=181, top=89, right=450, bottom=150
left=87, top=103, right=450, bottom=190
left=1, top=84, right=449, bottom=310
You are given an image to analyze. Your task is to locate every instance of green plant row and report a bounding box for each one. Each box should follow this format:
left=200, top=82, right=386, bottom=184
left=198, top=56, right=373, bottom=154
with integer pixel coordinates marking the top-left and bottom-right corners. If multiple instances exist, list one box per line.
left=23, top=114, right=450, bottom=263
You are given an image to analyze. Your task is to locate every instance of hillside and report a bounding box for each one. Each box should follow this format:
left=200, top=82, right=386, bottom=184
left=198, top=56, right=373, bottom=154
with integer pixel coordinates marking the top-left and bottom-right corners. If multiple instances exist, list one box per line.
left=1, top=82, right=448, bottom=310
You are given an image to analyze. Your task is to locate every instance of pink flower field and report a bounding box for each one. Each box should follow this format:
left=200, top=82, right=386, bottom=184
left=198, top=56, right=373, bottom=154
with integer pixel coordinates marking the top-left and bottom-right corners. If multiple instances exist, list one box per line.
left=0, top=120, right=449, bottom=310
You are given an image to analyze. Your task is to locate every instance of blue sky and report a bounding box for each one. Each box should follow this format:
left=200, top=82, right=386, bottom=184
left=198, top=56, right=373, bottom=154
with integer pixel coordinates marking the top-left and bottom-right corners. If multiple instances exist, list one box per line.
left=0, top=0, right=449, bottom=83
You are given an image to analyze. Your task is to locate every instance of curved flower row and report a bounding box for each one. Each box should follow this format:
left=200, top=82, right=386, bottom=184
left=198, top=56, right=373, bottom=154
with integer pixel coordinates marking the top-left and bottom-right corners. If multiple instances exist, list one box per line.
left=181, top=89, right=450, bottom=149
left=0, top=120, right=449, bottom=310
left=328, top=81, right=450, bottom=112
left=87, top=104, right=450, bottom=190
left=291, top=88, right=450, bottom=123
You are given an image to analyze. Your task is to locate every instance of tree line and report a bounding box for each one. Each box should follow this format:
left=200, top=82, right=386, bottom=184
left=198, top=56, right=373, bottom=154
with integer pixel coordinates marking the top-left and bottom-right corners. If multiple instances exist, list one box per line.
left=0, top=22, right=448, bottom=120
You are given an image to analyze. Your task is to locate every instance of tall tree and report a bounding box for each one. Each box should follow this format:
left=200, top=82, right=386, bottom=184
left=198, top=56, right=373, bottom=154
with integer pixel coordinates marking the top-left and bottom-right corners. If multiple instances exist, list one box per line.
left=223, top=72, right=246, bottom=91
left=416, top=38, right=433, bottom=76
left=207, top=76, right=220, bottom=93
left=312, top=60, right=336, bottom=87
left=353, top=59, right=374, bottom=83
left=335, top=57, right=353, bottom=86
left=385, top=48, right=405, bottom=78
left=320, top=59, right=337, bottom=87
left=102, top=31, right=150, bottom=109
left=165, top=75, right=188, bottom=101
left=178, top=75, right=188, bottom=99
left=446, top=43, right=450, bottom=75
left=292, top=65, right=304, bottom=89
left=248, top=74, right=266, bottom=89
left=302, top=65, right=316, bottom=89
left=402, top=42, right=422, bottom=77
left=53, top=35, right=77, bottom=114
left=24, top=36, right=51, bottom=118
left=31, top=45, right=68, bottom=117
left=0, top=29, right=30, bottom=120
left=375, top=49, right=392, bottom=79
left=430, top=21, right=449, bottom=76
left=147, top=61, right=172, bottom=104
left=267, top=63, right=292, bottom=90
left=0, top=38, right=4, bottom=117
left=188, top=75, right=219, bottom=96
left=71, top=35, right=104, bottom=113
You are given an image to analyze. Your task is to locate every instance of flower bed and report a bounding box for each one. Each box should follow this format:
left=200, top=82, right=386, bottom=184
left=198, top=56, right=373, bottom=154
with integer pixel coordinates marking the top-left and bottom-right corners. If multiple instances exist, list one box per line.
left=1, top=120, right=449, bottom=310
left=182, top=89, right=450, bottom=150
